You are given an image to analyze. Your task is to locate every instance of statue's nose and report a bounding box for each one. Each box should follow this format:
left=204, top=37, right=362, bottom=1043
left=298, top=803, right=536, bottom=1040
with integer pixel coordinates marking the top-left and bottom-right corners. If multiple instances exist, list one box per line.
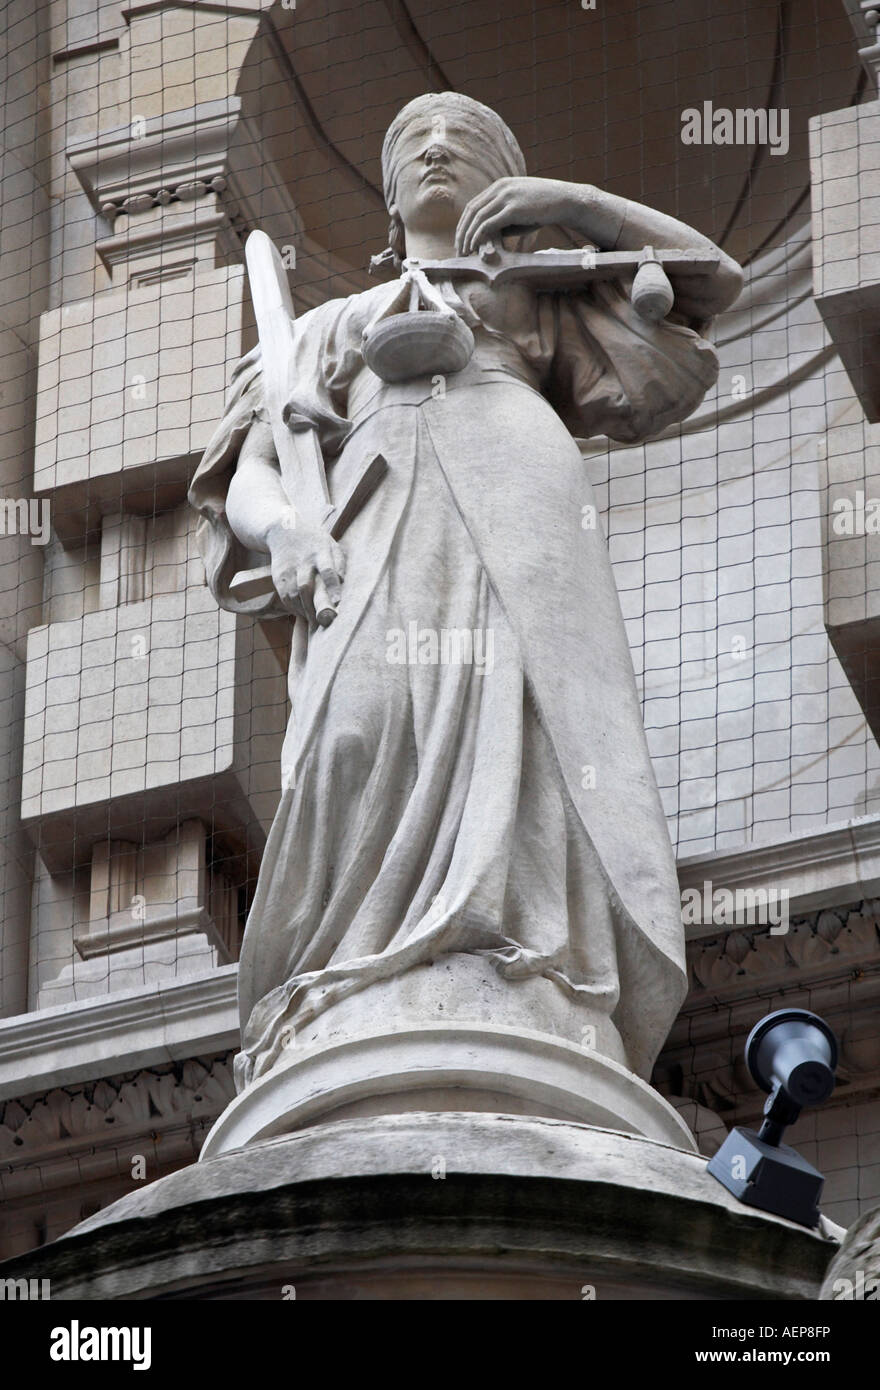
left=423, top=143, right=448, bottom=164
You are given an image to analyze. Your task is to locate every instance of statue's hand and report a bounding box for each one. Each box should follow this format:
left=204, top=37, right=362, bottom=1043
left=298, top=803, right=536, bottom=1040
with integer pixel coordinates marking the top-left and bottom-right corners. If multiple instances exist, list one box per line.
left=455, top=177, right=581, bottom=255
left=267, top=512, right=346, bottom=626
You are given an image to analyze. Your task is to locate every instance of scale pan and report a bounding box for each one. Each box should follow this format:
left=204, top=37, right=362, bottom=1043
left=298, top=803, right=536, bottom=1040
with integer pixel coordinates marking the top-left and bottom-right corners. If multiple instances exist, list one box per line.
left=362, top=311, right=474, bottom=383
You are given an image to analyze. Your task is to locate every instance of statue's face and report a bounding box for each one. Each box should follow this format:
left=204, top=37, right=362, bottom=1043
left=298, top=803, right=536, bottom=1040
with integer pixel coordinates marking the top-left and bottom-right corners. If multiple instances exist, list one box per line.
left=389, top=115, right=495, bottom=238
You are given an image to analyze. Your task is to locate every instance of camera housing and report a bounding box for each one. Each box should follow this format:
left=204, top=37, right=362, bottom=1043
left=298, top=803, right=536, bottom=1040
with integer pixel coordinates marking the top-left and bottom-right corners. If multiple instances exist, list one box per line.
left=706, top=1008, right=839, bottom=1229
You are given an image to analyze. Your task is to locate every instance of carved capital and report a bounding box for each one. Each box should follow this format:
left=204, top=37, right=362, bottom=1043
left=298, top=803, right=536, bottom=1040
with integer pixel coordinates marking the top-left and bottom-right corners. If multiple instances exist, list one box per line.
left=66, top=98, right=299, bottom=282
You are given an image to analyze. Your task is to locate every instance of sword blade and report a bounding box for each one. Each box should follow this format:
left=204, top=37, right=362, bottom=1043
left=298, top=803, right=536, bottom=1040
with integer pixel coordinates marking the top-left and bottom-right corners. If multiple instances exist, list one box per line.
left=244, top=229, right=331, bottom=526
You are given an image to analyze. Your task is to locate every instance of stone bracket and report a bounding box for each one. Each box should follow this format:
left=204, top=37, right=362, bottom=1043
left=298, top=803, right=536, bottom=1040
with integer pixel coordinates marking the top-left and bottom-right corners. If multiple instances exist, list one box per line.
left=66, top=96, right=301, bottom=284
left=809, top=98, right=880, bottom=423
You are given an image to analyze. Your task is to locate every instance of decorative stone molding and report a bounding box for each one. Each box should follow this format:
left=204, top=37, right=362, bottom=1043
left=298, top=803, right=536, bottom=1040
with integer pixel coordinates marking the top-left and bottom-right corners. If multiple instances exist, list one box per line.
left=0, top=968, right=238, bottom=1103
left=687, top=905, right=880, bottom=999
left=74, top=905, right=213, bottom=959
left=65, top=89, right=369, bottom=301
left=678, top=813, right=880, bottom=938
left=101, top=176, right=230, bottom=224
left=68, top=99, right=244, bottom=217
left=658, top=1033, right=880, bottom=1128
left=656, top=896, right=880, bottom=1124
left=96, top=205, right=246, bottom=285
left=0, top=1054, right=236, bottom=1222
left=0, top=1053, right=236, bottom=1161
left=74, top=820, right=242, bottom=964
left=52, top=37, right=122, bottom=66
left=200, top=1023, right=697, bottom=1161
left=67, top=97, right=299, bottom=284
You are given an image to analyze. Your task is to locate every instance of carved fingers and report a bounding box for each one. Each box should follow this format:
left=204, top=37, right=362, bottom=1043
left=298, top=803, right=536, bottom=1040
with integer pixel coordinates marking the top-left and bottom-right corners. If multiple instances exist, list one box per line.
left=269, top=526, right=346, bottom=627
left=455, top=176, right=577, bottom=255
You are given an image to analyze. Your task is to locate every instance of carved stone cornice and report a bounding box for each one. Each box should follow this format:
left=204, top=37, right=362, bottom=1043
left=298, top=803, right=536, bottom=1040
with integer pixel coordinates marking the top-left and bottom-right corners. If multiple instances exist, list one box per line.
left=656, top=898, right=880, bottom=1125
left=67, top=98, right=247, bottom=220
left=677, top=813, right=880, bottom=940
left=0, top=967, right=238, bottom=1103
left=0, top=1054, right=235, bottom=1156
left=65, top=96, right=303, bottom=285
left=74, top=905, right=217, bottom=959
left=0, top=1054, right=236, bottom=1203
left=687, top=905, right=880, bottom=1002
left=65, top=95, right=367, bottom=301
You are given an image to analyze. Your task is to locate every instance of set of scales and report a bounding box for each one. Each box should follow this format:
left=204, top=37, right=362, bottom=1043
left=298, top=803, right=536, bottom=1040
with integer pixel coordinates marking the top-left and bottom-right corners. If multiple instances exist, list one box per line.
left=230, top=232, right=718, bottom=622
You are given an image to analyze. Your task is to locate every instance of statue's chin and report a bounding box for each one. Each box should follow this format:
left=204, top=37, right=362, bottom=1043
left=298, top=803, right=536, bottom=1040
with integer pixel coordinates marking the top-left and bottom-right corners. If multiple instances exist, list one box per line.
left=418, top=184, right=459, bottom=216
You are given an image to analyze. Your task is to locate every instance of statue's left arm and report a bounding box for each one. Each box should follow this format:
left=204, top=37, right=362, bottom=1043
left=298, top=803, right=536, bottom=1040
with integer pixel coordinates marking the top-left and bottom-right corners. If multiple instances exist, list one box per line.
left=455, top=177, right=743, bottom=321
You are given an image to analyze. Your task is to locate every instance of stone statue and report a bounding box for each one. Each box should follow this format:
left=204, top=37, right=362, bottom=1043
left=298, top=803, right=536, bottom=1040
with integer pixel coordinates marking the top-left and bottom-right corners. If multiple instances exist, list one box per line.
left=819, top=1203, right=880, bottom=1299
left=189, top=93, right=742, bottom=1135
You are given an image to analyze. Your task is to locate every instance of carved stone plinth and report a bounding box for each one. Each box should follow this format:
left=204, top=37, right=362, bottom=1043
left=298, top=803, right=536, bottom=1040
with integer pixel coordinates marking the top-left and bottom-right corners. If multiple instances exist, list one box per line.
left=201, top=1026, right=694, bottom=1158
left=201, top=956, right=695, bottom=1158
left=5, top=1115, right=838, bottom=1301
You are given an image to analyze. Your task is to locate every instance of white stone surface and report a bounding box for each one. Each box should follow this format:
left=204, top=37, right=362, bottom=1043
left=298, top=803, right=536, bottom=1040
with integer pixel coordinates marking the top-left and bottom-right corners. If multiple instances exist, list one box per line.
left=678, top=811, right=880, bottom=937
left=195, top=94, right=741, bottom=1133
left=0, top=967, right=237, bottom=1103
left=20, top=584, right=285, bottom=858
left=49, top=1113, right=838, bottom=1301
left=6, top=0, right=880, bottom=1276
left=200, top=1020, right=697, bottom=1159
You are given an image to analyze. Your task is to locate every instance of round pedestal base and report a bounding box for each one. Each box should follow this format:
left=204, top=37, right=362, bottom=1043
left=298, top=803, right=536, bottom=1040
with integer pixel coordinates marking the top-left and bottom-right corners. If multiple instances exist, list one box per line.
left=6, top=1114, right=839, bottom=1301
left=201, top=1022, right=696, bottom=1158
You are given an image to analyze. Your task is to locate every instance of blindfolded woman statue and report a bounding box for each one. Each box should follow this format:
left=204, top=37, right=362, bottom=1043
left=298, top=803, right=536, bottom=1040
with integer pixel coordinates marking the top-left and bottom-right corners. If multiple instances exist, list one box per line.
left=190, top=93, right=741, bottom=1133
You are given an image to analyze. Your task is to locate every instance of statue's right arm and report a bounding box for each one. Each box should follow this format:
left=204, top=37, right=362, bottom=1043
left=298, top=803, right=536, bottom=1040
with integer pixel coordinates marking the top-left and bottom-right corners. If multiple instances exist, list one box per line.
left=225, top=418, right=345, bottom=624
left=225, top=418, right=295, bottom=552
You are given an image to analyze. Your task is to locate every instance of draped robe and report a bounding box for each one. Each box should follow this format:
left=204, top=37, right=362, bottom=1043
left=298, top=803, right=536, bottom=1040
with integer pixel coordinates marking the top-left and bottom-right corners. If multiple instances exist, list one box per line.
left=189, top=268, right=719, bottom=1090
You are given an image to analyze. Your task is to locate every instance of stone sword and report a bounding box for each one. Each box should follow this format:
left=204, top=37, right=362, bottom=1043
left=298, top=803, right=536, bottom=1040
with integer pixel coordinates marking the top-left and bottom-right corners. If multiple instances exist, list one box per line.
left=232, top=237, right=716, bottom=616
left=229, top=230, right=387, bottom=624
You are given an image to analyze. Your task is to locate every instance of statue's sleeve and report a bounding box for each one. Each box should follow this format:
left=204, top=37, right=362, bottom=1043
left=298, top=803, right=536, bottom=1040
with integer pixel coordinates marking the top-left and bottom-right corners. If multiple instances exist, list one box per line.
left=542, top=278, right=720, bottom=445
left=188, top=298, right=355, bottom=616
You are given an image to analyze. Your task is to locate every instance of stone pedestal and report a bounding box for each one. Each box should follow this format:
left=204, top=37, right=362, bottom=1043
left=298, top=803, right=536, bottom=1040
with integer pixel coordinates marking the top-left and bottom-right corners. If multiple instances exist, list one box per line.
left=202, top=1024, right=694, bottom=1156
left=7, top=1114, right=838, bottom=1300
left=204, top=955, right=695, bottom=1157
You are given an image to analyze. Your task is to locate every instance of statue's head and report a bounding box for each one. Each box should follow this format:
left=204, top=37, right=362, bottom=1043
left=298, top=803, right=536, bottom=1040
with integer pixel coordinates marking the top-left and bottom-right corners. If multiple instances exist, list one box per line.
left=381, top=92, right=526, bottom=263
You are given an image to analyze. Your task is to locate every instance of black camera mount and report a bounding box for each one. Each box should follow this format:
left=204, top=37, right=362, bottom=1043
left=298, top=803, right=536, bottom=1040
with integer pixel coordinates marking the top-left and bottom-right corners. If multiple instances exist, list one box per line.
left=706, top=1008, right=839, bottom=1229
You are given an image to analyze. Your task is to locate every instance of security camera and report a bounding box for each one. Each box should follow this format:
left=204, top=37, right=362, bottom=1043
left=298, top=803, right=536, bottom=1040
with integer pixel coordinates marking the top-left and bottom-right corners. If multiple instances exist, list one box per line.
left=706, top=1008, right=839, bottom=1228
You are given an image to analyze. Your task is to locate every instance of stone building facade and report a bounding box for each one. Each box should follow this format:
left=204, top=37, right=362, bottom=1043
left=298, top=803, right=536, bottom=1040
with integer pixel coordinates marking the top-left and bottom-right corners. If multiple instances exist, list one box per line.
left=2, top=0, right=880, bottom=1272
